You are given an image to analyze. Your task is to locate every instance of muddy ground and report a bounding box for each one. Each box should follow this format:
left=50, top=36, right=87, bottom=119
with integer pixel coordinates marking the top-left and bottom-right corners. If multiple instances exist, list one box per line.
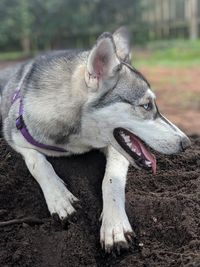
left=0, top=132, right=200, bottom=267
left=0, top=61, right=200, bottom=266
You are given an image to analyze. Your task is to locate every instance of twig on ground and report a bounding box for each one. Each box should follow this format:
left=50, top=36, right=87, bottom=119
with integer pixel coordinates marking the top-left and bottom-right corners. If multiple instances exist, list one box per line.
left=0, top=217, right=44, bottom=227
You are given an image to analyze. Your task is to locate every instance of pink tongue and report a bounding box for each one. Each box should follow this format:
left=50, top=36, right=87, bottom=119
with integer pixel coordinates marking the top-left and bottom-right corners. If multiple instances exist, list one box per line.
left=132, top=136, right=157, bottom=175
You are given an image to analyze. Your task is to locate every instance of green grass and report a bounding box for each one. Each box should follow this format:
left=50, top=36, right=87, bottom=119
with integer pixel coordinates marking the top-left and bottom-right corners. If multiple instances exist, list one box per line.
left=133, top=39, right=200, bottom=67
left=1, top=39, right=200, bottom=67
left=0, top=51, right=32, bottom=61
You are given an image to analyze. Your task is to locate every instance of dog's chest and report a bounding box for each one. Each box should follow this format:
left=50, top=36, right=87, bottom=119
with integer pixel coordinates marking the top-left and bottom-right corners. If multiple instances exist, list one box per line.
left=64, top=134, right=93, bottom=154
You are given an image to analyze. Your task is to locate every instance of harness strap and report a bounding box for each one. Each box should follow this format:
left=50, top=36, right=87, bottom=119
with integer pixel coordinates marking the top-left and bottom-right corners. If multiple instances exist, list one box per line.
left=13, top=89, right=67, bottom=153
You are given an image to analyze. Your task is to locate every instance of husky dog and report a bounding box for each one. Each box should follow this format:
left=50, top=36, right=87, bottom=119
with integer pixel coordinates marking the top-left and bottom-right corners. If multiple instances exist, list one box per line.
left=0, top=27, right=190, bottom=252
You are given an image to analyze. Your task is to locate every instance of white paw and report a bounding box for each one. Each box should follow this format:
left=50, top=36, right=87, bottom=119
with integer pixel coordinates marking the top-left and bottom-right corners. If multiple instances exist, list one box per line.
left=43, top=178, right=78, bottom=220
left=100, top=209, right=134, bottom=253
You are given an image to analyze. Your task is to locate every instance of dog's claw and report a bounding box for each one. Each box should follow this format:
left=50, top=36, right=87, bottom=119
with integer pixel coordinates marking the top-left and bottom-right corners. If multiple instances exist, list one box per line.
left=51, top=205, right=78, bottom=227
left=101, top=230, right=135, bottom=254
left=61, top=217, right=70, bottom=228
left=52, top=213, right=60, bottom=222
left=105, top=245, right=112, bottom=254
left=73, top=202, right=82, bottom=210
left=125, top=231, right=135, bottom=243
left=101, top=239, right=131, bottom=254
left=116, top=244, right=121, bottom=255
left=116, top=241, right=129, bottom=252
left=127, top=234, right=132, bottom=242
left=100, top=210, right=134, bottom=254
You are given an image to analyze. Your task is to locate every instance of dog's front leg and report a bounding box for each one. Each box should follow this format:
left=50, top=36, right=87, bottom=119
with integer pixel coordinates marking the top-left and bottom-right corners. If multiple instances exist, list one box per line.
left=100, top=146, right=133, bottom=252
left=14, top=144, right=78, bottom=221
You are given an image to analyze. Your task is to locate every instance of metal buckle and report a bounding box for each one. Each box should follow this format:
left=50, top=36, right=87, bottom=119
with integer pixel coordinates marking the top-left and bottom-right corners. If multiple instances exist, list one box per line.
left=16, top=115, right=24, bottom=130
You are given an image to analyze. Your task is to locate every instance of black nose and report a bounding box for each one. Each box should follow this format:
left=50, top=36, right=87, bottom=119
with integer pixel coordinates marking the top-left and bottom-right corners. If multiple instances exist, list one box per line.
left=181, top=136, right=191, bottom=151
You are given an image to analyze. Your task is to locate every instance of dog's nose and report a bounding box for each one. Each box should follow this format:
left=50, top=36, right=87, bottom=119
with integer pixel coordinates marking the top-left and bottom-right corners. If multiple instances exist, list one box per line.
left=180, top=136, right=191, bottom=151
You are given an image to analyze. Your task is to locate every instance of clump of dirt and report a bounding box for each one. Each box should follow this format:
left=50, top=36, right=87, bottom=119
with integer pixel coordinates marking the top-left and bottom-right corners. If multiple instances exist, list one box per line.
left=0, top=134, right=200, bottom=267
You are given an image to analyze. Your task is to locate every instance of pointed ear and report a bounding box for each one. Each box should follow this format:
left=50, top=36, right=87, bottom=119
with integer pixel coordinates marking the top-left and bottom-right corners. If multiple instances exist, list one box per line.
left=86, top=33, right=120, bottom=90
left=113, top=26, right=131, bottom=63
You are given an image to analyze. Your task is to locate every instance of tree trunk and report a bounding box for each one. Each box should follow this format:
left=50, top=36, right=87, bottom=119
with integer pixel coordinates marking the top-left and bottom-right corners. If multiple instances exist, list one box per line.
left=189, top=0, right=198, bottom=40
left=21, top=36, right=31, bottom=54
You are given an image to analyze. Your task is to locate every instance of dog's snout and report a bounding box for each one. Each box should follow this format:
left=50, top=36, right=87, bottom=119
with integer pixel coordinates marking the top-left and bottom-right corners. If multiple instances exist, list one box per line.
left=180, top=136, right=191, bottom=151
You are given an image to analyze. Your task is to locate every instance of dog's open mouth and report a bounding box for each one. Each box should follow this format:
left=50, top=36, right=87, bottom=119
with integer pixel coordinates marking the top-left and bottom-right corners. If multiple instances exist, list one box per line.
left=113, top=128, right=157, bottom=174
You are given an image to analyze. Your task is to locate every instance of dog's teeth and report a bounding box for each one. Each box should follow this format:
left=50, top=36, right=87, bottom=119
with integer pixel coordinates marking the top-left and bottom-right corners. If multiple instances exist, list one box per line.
left=121, top=132, right=131, bottom=143
left=121, top=133, right=127, bottom=139
left=127, top=142, right=132, bottom=148
left=131, top=146, right=141, bottom=155
left=145, top=160, right=151, bottom=167
left=124, top=136, right=130, bottom=142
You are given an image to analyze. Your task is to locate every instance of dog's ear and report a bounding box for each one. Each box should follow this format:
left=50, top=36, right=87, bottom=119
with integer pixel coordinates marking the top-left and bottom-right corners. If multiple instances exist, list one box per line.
left=86, top=33, right=120, bottom=91
left=113, top=26, right=131, bottom=63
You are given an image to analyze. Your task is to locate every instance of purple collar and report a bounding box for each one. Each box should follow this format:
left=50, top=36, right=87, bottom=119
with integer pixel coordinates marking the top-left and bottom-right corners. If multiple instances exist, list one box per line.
left=12, top=89, right=67, bottom=153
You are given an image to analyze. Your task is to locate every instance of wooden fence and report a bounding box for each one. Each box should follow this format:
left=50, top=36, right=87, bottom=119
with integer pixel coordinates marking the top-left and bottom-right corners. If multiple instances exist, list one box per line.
left=141, top=0, right=200, bottom=40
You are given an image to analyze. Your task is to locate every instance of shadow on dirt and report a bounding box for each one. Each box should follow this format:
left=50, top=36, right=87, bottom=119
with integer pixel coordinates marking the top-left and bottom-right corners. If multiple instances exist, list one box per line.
left=0, top=134, right=200, bottom=267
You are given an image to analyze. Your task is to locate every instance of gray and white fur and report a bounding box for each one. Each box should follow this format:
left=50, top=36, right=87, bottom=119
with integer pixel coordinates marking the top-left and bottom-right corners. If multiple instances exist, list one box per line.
left=0, top=27, right=191, bottom=252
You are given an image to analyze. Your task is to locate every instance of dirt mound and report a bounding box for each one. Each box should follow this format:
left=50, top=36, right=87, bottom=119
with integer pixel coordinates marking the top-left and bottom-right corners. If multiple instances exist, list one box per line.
left=0, top=134, right=200, bottom=267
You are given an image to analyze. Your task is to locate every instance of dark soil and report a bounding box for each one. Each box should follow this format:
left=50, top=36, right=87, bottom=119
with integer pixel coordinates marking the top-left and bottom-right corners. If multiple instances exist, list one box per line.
left=0, top=133, right=200, bottom=267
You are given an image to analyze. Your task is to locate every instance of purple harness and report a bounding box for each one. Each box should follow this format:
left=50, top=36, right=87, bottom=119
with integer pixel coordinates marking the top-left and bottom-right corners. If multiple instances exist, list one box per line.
left=12, top=89, right=67, bottom=152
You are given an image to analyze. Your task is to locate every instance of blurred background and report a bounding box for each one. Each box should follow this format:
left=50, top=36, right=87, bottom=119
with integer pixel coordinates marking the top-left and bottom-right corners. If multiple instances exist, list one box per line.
left=0, top=0, right=199, bottom=134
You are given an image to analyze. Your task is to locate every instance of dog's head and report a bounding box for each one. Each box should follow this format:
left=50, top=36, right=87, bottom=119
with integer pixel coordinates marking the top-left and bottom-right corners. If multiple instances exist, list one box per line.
left=83, top=27, right=191, bottom=173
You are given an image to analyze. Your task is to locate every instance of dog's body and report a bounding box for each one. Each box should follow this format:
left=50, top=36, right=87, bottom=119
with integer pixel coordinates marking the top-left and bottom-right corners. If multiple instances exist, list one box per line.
left=0, top=27, right=190, bottom=252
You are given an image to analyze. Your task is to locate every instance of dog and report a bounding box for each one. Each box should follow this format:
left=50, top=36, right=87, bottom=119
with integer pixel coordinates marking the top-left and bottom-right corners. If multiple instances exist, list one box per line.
left=0, top=27, right=191, bottom=252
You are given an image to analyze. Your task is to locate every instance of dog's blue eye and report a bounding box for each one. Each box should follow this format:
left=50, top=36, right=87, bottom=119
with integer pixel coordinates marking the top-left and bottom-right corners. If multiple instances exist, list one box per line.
left=142, top=102, right=152, bottom=111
